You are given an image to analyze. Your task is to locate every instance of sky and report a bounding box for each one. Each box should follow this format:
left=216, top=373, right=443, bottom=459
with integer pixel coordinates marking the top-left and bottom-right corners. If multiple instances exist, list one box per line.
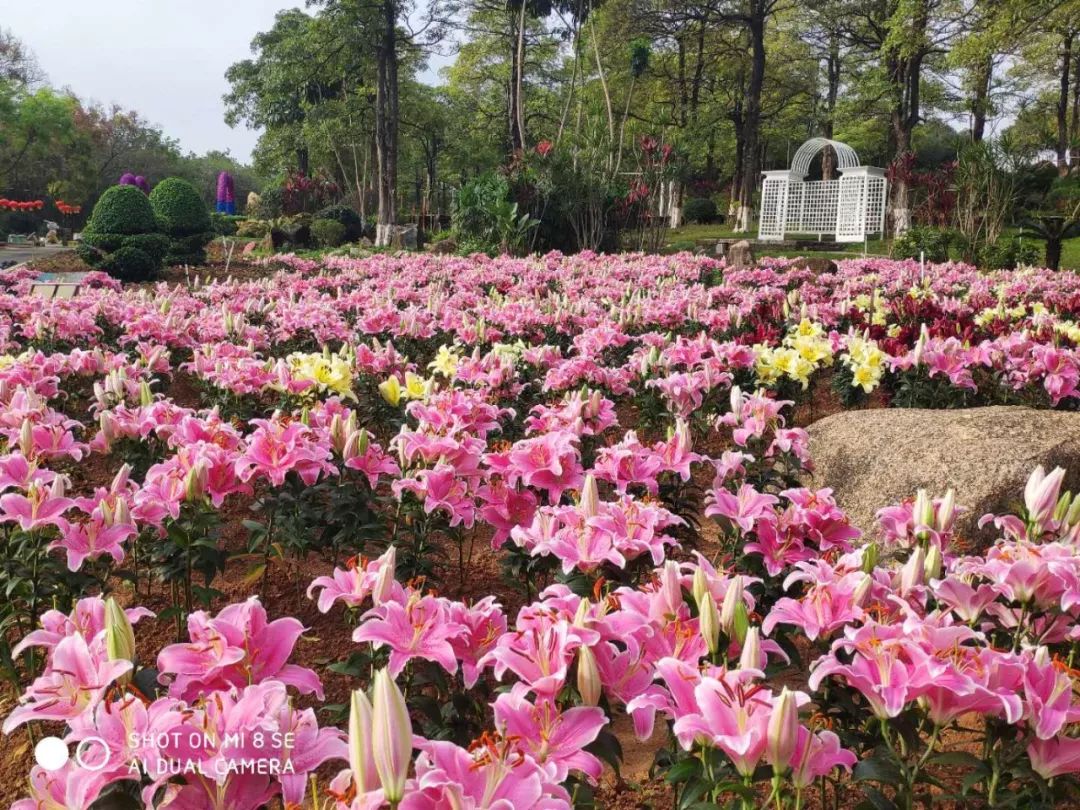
left=3, top=0, right=352, bottom=164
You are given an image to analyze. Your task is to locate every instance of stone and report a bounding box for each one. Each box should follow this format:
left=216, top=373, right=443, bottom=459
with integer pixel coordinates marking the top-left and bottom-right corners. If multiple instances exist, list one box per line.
left=806, top=406, right=1080, bottom=549
left=428, top=238, right=458, bottom=255
left=726, top=239, right=754, bottom=269
left=792, top=257, right=838, bottom=274
left=389, top=224, right=418, bottom=251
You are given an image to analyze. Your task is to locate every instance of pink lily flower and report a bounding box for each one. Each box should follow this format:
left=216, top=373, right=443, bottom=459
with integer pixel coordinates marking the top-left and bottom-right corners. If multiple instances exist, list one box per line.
left=705, top=482, right=778, bottom=533
left=0, top=479, right=74, bottom=532
left=354, top=593, right=465, bottom=677
left=3, top=633, right=132, bottom=732
left=493, top=683, right=607, bottom=782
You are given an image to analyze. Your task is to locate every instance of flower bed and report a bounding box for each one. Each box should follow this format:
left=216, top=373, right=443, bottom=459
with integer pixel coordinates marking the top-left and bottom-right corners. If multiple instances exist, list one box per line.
left=2, top=252, right=1080, bottom=808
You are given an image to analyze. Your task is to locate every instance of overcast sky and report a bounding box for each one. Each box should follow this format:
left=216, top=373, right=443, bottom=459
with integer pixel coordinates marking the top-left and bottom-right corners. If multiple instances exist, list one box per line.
left=3, top=1, right=332, bottom=163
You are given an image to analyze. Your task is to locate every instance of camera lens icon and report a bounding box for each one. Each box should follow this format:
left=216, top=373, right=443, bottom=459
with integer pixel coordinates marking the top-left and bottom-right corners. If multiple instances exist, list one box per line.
left=75, top=737, right=112, bottom=772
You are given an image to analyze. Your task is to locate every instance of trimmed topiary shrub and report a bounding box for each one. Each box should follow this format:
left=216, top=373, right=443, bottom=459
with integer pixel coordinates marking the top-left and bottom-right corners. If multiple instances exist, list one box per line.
left=150, top=177, right=214, bottom=265
left=311, top=218, right=347, bottom=248
left=76, top=185, right=165, bottom=282
left=314, top=204, right=363, bottom=241
left=87, top=185, right=159, bottom=235
left=683, top=197, right=718, bottom=224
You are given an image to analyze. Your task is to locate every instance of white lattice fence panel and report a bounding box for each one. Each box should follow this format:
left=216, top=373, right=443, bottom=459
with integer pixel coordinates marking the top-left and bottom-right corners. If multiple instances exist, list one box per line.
left=758, top=176, right=787, bottom=241
left=785, top=182, right=804, bottom=231
left=835, top=174, right=867, bottom=242
left=800, top=181, right=839, bottom=234
left=865, top=175, right=887, bottom=236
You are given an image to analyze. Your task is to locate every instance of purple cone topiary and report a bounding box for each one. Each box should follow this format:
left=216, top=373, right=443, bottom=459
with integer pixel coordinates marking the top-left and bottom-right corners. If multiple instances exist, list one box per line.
left=215, top=171, right=236, bottom=214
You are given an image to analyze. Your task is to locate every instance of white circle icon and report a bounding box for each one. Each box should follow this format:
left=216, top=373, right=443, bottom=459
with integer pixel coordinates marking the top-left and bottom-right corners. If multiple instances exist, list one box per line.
left=74, top=736, right=111, bottom=772
left=34, top=736, right=69, bottom=771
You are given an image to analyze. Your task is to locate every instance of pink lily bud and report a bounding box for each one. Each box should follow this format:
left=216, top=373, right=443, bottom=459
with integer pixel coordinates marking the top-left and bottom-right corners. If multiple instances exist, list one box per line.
left=899, top=545, right=926, bottom=596
left=111, top=464, right=133, bottom=494
left=329, top=414, right=345, bottom=453
left=114, top=497, right=131, bottom=527
left=99, top=411, right=116, bottom=449
left=579, top=473, right=600, bottom=519
left=184, top=461, right=208, bottom=502
left=720, top=575, right=744, bottom=635
left=913, top=489, right=934, bottom=531
left=913, top=324, right=928, bottom=366
left=18, top=419, right=33, bottom=457
left=767, top=687, right=800, bottom=772
left=739, top=626, right=761, bottom=670
left=1025, top=466, right=1067, bottom=528
left=691, top=567, right=709, bottom=605
left=348, top=688, right=379, bottom=792
left=924, top=544, right=943, bottom=581
left=935, top=488, right=957, bottom=534
left=698, top=590, right=721, bottom=655
left=104, top=597, right=135, bottom=686
left=372, top=668, right=412, bottom=803
left=852, top=573, right=873, bottom=607
left=372, top=546, right=397, bottom=605
left=577, top=645, right=602, bottom=706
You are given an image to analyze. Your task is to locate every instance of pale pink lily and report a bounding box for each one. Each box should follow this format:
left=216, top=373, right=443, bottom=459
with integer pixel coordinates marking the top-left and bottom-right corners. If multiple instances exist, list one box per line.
left=3, top=633, right=132, bottom=732
left=493, top=683, right=607, bottom=782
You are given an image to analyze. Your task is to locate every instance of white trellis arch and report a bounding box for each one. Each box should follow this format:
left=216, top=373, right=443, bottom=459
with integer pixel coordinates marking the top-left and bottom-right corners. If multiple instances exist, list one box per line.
left=757, top=138, right=887, bottom=243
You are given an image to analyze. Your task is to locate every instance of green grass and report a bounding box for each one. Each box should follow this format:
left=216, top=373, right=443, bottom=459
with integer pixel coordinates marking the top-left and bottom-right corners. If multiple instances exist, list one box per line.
left=662, top=222, right=1080, bottom=270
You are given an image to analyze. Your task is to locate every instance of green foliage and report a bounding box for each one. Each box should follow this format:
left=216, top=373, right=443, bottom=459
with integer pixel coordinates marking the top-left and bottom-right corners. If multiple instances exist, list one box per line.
left=236, top=219, right=271, bottom=238
left=149, top=177, right=214, bottom=265
left=683, top=197, right=718, bottom=224
left=311, top=217, right=347, bottom=247
left=977, top=235, right=1040, bottom=270
left=452, top=173, right=538, bottom=255
left=892, top=226, right=952, bottom=262
left=210, top=213, right=244, bottom=236
left=314, top=204, right=364, bottom=240
left=87, top=185, right=159, bottom=235
left=150, top=177, right=211, bottom=235
left=78, top=185, right=166, bottom=281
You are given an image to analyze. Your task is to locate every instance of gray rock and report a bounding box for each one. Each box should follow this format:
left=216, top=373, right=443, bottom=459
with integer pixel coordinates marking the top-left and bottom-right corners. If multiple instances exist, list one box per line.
left=806, top=406, right=1080, bottom=550
left=727, top=239, right=754, bottom=269
left=428, top=237, right=458, bottom=255
left=388, top=224, right=418, bottom=251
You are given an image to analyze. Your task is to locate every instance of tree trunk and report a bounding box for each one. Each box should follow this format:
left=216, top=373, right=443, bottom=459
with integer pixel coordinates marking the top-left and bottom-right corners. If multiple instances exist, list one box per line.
left=1047, top=237, right=1063, bottom=271
left=296, top=146, right=310, bottom=177
left=1058, top=31, right=1074, bottom=177
left=821, top=30, right=840, bottom=181
left=508, top=1, right=528, bottom=154
left=970, top=53, right=992, bottom=142
left=1071, top=48, right=1080, bottom=169
left=374, top=0, right=399, bottom=246
left=735, top=5, right=766, bottom=233
left=887, top=1, right=925, bottom=237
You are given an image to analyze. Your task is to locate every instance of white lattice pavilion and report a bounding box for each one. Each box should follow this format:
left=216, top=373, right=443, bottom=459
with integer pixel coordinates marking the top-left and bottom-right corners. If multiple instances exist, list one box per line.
left=757, top=138, right=887, bottom=243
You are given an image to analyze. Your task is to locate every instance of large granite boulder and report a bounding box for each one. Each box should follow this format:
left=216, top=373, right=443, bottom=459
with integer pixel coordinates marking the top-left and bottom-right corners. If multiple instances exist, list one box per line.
left=806, top=406, right=1080, bottom=549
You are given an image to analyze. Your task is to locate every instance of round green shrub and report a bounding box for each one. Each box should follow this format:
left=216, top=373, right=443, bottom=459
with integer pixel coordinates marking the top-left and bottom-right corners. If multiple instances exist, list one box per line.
left=683, top=197, right=718, bottom=224
left=102, top=246, right=156, bottom=283
left=314, top=204, right=363, bottom=240
left=311, top=218, right=347, bottom=248
left=88, top=185, right=159, bottom=235
left=150, top=178, right=211, bottom=236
